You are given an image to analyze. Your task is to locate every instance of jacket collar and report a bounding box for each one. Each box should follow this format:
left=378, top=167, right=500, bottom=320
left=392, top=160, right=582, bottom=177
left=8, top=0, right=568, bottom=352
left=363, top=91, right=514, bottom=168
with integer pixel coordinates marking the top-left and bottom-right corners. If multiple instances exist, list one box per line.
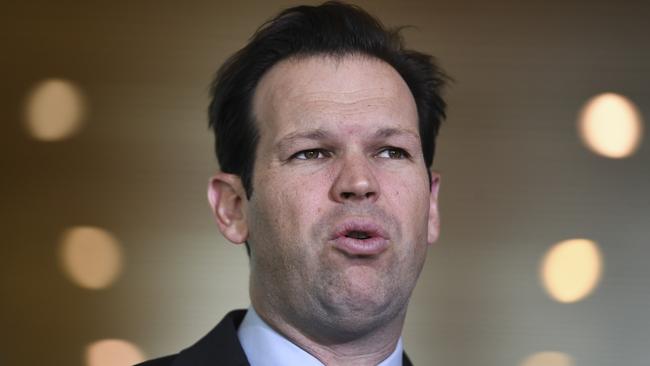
left=171, top=309, right=413, bottom=366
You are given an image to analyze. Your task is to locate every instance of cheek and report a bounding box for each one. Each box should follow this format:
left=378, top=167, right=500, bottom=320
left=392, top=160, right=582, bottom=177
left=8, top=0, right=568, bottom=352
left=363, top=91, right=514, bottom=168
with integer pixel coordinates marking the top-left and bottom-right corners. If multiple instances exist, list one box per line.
left=258, top=171, right=330, bottom=232
left=380, top=170, right=431, bottom=250
left=380, top=170, right=430, bottom=213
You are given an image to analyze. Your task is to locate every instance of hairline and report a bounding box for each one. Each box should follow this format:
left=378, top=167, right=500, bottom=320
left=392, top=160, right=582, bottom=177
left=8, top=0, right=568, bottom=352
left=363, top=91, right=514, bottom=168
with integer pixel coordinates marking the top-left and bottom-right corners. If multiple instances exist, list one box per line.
left=247, top=51, right=430, bottom=195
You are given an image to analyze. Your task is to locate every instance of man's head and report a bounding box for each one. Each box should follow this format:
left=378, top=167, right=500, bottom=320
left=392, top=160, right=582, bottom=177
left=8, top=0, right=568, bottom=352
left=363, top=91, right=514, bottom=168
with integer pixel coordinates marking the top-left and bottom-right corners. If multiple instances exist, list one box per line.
left=207, top=1, right=447, bottom=350
left=208, top=1, right=447, bottom=198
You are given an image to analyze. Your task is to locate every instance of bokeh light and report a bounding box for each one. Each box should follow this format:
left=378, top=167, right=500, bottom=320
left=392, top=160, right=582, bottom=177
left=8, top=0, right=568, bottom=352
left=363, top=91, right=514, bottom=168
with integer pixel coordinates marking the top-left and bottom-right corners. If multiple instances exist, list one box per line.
left=85, top=339, right=145, bottom=366
left=59, top=226, right=123, bottom=290
left=541, top=238, right=603, bottom=303
left=519, top=351, right=574, bottom=366
left=24, top=78, right=86, bottom=141
left=578, top=92, right=643, bottom=158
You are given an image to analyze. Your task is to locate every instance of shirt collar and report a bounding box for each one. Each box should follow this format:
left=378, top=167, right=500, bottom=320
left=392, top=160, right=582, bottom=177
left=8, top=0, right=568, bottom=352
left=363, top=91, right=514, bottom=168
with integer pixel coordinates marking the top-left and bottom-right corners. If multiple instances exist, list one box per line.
left=237, top=307, right=403, bottom=366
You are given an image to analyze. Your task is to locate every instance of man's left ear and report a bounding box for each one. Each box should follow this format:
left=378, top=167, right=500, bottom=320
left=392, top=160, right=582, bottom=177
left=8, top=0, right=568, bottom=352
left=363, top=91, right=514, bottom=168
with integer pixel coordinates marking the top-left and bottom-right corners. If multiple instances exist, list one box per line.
left=427, top=171, right=441, bottom=245
left=207, top=172, right=249, bottom=245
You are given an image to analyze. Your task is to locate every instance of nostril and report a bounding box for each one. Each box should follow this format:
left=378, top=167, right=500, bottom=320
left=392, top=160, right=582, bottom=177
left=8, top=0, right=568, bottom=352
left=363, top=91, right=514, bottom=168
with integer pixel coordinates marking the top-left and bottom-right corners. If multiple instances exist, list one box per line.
left=340, top=191, right=376, bottom=200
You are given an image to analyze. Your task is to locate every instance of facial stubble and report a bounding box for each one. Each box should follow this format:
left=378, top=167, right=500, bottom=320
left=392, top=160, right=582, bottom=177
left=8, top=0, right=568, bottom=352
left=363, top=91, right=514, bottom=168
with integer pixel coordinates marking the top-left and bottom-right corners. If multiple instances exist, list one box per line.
left=249, top=198, right=428, bottom=344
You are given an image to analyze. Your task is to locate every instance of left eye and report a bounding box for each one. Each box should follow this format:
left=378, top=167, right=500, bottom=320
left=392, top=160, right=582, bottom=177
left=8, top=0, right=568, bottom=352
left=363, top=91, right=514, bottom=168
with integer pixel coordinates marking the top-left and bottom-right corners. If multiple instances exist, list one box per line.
left=377, top=147, right=409, bottom=159
left=291, top=149, right=331, bottom=160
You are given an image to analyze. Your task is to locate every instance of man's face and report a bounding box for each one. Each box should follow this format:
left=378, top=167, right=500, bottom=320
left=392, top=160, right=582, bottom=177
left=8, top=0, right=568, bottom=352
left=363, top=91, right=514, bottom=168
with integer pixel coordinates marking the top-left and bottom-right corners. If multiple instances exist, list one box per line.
left=246, top=55, right=439, bottom=340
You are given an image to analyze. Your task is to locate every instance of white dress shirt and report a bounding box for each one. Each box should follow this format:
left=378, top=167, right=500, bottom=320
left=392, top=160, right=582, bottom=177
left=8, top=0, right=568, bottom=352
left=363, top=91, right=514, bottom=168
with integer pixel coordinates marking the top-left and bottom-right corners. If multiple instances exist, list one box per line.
left=238, top=307, right=404, bottom=366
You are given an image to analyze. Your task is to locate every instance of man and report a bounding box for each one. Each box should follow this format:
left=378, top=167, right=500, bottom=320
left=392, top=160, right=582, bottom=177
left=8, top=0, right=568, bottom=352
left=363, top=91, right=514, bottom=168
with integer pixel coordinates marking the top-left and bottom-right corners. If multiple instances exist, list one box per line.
left=139, top=2, right=447, bottom=365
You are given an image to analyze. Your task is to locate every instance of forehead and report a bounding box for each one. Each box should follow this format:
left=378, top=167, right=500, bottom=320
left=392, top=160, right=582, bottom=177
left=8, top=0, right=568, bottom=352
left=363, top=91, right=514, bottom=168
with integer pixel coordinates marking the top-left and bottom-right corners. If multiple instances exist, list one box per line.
left=252, top=55, right=419, bottom=137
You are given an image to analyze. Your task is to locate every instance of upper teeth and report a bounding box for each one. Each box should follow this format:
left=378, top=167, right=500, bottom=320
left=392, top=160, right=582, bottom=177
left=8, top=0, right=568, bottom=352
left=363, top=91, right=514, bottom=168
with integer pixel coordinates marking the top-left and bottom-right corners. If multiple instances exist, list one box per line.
left=347, top=231, right=370, bottom=239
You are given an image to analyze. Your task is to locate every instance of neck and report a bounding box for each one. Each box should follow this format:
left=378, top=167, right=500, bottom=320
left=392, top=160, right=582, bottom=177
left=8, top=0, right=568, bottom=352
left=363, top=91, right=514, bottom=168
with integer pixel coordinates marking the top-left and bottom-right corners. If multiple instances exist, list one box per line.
left=253, top=302, right=405, bottom=366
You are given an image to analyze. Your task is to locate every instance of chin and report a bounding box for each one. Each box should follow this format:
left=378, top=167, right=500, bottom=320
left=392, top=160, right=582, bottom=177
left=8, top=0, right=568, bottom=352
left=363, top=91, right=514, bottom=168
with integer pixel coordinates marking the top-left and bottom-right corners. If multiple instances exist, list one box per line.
left=315, top=275, right=407, bottom=331
left=315, top=299, right=406, bottom=342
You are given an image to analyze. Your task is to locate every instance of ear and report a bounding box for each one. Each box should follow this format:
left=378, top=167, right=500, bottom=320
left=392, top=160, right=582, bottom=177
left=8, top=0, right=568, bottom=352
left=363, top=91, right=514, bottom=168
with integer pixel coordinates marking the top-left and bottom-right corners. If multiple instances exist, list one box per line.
left=427, top=171, right=441, bottom=245
left=207, top=172, right=248, bottom=244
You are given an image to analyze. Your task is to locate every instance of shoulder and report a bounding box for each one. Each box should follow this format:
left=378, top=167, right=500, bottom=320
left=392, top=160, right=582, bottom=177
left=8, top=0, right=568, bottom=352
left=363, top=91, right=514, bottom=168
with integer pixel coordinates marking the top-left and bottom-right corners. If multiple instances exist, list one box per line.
left=134, top=354, right=176, bottom=366
left=135, top=309, right=249, bottom=366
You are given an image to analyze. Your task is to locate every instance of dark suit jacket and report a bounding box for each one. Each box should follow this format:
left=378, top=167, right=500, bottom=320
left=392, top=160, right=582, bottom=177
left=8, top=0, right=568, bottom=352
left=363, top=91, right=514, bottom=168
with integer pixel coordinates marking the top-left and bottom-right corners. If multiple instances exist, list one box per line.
left=136, top=309, right=413, bottom=366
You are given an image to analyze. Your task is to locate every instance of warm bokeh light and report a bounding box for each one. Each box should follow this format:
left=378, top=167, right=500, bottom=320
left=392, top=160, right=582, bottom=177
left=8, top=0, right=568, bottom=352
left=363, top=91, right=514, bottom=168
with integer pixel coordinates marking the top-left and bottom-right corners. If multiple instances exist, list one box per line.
left=541, top=238, right=603, bottom=303
left=24, top=78, right=86, bottom=141
left=59, top=226, right=123, bottom=290
left=519, top=351, right=574, bottom=366
left=85, top=339, right=145, bottom=366
left=578, top=92, right=643, bottom=158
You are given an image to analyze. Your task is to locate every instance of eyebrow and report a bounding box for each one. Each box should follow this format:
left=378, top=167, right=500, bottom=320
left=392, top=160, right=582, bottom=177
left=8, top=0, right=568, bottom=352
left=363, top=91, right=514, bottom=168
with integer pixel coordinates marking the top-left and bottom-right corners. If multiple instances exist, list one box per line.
left=373, top=127, right=420, bottom=141
left=275, top=128, right=333, bottom=152
left=274, top=127, right=420, bottom=152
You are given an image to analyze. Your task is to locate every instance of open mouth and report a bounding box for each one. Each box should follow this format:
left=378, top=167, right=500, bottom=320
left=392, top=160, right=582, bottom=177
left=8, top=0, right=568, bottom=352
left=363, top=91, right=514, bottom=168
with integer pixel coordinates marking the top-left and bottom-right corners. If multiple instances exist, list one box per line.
left=331, top=221, right=389, bottom=256
left=345, top=230, right=372, bottom=240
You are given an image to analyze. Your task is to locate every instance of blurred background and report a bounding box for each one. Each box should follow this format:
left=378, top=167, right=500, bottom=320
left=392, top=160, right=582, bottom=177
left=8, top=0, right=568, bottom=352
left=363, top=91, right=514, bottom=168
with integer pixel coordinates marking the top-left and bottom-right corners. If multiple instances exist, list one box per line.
left=1, top=0, right=648, bottom=365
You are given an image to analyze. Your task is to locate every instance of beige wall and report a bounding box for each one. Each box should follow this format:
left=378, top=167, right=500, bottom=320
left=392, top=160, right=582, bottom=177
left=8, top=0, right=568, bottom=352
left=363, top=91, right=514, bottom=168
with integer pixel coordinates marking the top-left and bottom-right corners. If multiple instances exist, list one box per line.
left=1, top=1, right=649, bottom=365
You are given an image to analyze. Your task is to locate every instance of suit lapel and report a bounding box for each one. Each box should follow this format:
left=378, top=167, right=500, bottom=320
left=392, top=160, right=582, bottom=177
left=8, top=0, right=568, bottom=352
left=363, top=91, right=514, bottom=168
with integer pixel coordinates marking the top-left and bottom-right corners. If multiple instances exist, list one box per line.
left=171, top=309, right=414, bottom=366
left=173, top=309, right=250, bottom=366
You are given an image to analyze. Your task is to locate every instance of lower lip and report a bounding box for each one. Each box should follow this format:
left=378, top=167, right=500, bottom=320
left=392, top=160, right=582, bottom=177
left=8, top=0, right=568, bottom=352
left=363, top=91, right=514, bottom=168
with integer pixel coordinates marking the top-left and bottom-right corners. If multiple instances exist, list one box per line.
left=332, top=236, right=389, bottom=256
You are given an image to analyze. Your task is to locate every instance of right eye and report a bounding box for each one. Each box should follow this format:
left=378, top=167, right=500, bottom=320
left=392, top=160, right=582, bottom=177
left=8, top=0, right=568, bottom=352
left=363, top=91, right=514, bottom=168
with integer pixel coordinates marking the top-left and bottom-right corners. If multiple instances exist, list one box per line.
left=290, top=149, right=332, bottom=160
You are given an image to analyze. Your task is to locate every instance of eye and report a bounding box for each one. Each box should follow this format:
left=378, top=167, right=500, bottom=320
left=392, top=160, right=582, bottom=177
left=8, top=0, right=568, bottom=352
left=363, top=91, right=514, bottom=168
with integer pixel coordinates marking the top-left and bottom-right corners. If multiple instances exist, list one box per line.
left=291, top=149, right=332, bottom=160
left=377, top=147, right=410, bottom=159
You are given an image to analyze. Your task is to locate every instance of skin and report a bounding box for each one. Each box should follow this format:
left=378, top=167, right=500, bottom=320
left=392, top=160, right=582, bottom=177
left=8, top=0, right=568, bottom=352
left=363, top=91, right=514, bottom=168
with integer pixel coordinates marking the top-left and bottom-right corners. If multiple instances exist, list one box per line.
left=209, top=55, right=440, bottom=365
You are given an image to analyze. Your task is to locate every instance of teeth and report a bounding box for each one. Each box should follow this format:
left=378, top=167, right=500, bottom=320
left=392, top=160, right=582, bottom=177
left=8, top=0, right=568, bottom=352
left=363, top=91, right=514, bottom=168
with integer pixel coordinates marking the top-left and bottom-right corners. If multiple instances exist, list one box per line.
left=346, top=231, right=370, bottom=239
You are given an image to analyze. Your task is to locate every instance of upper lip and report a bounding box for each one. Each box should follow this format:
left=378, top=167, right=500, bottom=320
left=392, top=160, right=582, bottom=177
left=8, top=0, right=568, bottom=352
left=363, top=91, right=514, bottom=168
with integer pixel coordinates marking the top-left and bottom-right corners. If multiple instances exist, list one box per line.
left=329, top=219, right=389, bottom=241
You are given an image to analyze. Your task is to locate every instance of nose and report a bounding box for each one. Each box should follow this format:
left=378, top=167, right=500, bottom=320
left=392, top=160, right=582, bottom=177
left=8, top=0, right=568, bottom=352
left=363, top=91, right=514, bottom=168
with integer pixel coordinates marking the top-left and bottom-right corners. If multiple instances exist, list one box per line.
left=330, top=153, right=380, bottom=203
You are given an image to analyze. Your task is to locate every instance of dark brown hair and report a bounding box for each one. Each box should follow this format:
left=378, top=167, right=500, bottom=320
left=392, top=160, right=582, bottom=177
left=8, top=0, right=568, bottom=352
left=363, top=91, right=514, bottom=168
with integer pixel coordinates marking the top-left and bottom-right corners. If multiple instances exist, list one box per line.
left=209, top=1, right=448, bottom=198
